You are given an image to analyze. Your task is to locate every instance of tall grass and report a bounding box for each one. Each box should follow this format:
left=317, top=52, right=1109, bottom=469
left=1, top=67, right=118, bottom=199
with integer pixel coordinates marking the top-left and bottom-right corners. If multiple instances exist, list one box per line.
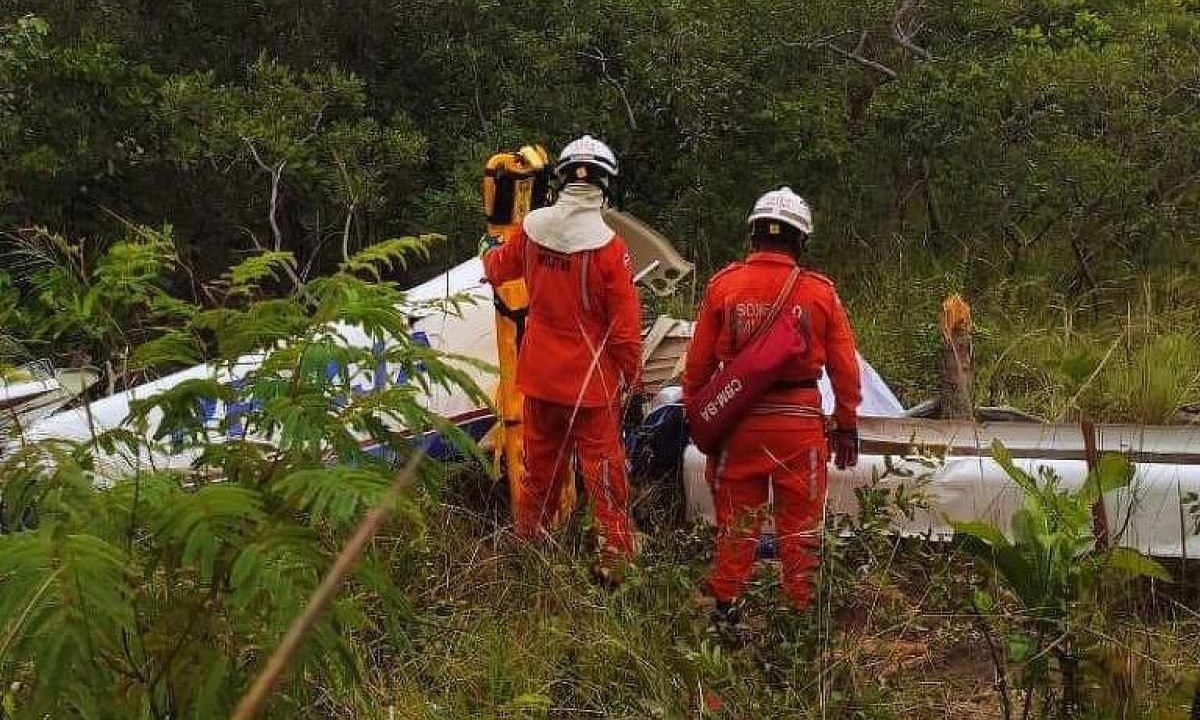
left=843, top=251, right=1200, bottom=423
left=1102, top=333, right=1200, bottom=425
left=331, top=486, right=1200, bottom=720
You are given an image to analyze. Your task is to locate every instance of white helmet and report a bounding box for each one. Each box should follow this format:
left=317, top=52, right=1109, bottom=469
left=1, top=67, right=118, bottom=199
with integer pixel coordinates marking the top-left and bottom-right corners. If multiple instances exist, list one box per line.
left=747, top=187, right=813, bottom=235
left=555, top=134, right=619, bottom=183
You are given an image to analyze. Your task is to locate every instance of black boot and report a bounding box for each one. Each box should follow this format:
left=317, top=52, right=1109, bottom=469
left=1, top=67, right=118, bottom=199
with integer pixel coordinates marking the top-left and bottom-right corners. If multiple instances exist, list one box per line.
left=708, top=599, right=747, bottom=645
left=712, top=600, right=741, bottom=626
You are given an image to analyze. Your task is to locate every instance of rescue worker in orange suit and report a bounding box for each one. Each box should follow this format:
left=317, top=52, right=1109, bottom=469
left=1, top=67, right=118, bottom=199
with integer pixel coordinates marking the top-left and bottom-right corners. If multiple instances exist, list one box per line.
left=683, top=187, right=862, bottom=625
left=481, top=135, right=642, bottom=578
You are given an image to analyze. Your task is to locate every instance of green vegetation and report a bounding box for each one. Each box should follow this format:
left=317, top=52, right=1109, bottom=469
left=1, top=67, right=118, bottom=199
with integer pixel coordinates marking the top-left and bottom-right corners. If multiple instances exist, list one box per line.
left=1, top=238, right=486, bottom=718
left=956, top=442, right=1173, bottom=718
left=2, top=1, right=1200, bottom=718
left=2, top=0, right=1199, bottom=416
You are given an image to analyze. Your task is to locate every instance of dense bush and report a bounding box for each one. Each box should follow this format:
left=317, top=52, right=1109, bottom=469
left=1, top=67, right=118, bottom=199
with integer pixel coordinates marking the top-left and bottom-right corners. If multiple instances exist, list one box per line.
left=0, top=237, right=487, bottom=718
left=4, top=1, right=1199, bottom=412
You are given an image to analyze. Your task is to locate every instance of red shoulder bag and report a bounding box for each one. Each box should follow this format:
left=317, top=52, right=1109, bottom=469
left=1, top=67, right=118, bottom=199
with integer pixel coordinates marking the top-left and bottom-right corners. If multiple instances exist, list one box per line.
left=685, top=268, right=809, bottom=455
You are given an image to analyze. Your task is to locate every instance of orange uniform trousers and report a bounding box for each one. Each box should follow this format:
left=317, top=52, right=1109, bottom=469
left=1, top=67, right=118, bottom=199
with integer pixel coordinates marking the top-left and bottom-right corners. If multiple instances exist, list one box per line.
left=517, top=396, right=635, bottom=559
left=706, top=410, right=828, bottom=609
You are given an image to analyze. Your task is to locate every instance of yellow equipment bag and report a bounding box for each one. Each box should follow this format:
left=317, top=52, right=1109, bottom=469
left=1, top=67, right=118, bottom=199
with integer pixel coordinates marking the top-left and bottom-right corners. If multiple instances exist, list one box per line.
left=484, top=145, right=577, bottom=527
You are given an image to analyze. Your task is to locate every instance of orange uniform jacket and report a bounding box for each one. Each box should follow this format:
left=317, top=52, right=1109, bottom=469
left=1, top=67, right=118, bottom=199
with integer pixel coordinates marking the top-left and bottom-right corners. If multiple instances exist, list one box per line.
left=483, top=229, right=642, bottom=408
left=683, top=251, right=861, bottom=430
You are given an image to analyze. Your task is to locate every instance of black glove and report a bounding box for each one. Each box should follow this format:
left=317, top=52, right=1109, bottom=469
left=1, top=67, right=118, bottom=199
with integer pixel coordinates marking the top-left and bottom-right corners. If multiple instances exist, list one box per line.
left=622, top=393, right=646, bottom=428
left=829, top=428, right=860, bottom=470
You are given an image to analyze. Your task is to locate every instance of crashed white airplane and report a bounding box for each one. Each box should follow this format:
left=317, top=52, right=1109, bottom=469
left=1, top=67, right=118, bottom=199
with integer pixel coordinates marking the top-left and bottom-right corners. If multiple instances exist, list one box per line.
left=11, top=212, right=1200, bottom=558
left=1, top=362, right=99, bottom=434
left=9, top=210, right=695, bottom=472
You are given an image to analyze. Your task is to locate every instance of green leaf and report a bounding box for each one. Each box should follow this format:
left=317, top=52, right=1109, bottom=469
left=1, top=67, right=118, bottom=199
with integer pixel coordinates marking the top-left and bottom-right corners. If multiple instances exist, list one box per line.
left=953, top=520, right=1010, bottom=547
left=971, top=588, right=996, bottom=614
left=191, top=653, right=234, bottom=720
left=1006, top=631, right=1033, bottom=662
left=1083, top=452, right=1134, bottom=503
left=340, top=235, right=438, bottom=279
left=273, top=466, right=390, bottom=527
left=1105, top=547, right=1171, bottom=582
left=128, top=377, right=234, bottom=442
left=0, top=531, right=134, bottom=711
left=991, top=439, right=1039, bottom=496
left=1011, top=506, right=1048, bottom=545
left=130, top=329, right=204, bottom=369
left=991, top=546, right=1044, bottom=609
left=228, top=524, right=323, bottom=633
left=153, top=485, right=265, bottom=581
left=226, top=251, right=296, bottom=293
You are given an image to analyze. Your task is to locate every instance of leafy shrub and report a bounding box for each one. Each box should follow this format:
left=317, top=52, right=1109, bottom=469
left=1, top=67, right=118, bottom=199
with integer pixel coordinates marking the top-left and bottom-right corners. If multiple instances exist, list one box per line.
left=956, top=441, right=1170, bottom=719
left=0, top=238, right=487, bottom=719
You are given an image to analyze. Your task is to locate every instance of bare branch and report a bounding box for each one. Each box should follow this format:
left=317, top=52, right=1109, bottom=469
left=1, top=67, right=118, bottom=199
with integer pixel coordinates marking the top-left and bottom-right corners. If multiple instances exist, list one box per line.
left=783, top=30, right=856, bottom=48
left=299, top=236, right=326, bottom=282
left=1019, top=207, right=1070, bottom=250
left=332, top=153, right=360, bottom=263
left=787, top=32, right=898, bottom=80
left=341, top=203, right=356, bottom=264
left=301, top=103, right=328, bottom=146
left=823, top=41, right=899, bottom=80
left=1071, top=234, right=1098, bottom=293
left=465, top=43, right=489, bottom=138
left=267, top=164, right=285, bottom=252
left=242, top=226, right=266, bottom=252
left=238, top=226, right=306, bottom=295
left=578, top=48, right=639, bottom=130
left=1151, top=167, right=1200, bottom=205
left=242, top=137, right=271, bottom=174
left=893, top=0, right=933, bottom=61
left=853, top=29, right=869, bottom=56
left=242, top=138, right=287, bottom=252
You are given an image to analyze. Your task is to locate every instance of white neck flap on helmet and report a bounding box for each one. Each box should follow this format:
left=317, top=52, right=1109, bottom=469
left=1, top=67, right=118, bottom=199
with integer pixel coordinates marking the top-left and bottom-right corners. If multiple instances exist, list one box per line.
left=523, top=184, right=614, bottom=254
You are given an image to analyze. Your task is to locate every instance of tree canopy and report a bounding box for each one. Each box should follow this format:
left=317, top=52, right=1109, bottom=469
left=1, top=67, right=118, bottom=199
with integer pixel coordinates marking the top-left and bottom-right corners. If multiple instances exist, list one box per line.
left=3, top=0, right=1200, bottom=405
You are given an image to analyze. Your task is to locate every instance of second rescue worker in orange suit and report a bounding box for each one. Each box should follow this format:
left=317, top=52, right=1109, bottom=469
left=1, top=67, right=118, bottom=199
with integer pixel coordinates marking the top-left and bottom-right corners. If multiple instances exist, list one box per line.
left=684, top=187, right=861, bottom=624
left=482, top=135, right=641, bottom=574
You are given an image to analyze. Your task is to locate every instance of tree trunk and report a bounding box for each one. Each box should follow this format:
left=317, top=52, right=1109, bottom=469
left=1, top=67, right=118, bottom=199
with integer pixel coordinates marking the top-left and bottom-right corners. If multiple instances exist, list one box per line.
left=939, top=294, right=974, bottom=419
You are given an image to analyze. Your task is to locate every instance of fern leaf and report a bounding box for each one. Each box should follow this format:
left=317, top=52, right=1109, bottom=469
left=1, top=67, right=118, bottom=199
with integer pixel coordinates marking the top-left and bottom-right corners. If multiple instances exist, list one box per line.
left=273, top=466, right=390, bottom=527
left=226, top=251, right=297, bottom=294
left=153, top=485, right=265, bottom=582
left=127, top=377, right=233, bottom=443
left=1105, top=546, right=1171, bottom=581
left=0, top=532, right=134, bottom=713
left=340, top=235, right=439, bottom=279
left=130, top=329, right=205, bottom=370
left=228, top=524, right=324, bottom=639
left=189, top=652, right=234, bottom=720
left=194, top=300, right=308, bottom=358
left=0, top=439, right=95, bottom=529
